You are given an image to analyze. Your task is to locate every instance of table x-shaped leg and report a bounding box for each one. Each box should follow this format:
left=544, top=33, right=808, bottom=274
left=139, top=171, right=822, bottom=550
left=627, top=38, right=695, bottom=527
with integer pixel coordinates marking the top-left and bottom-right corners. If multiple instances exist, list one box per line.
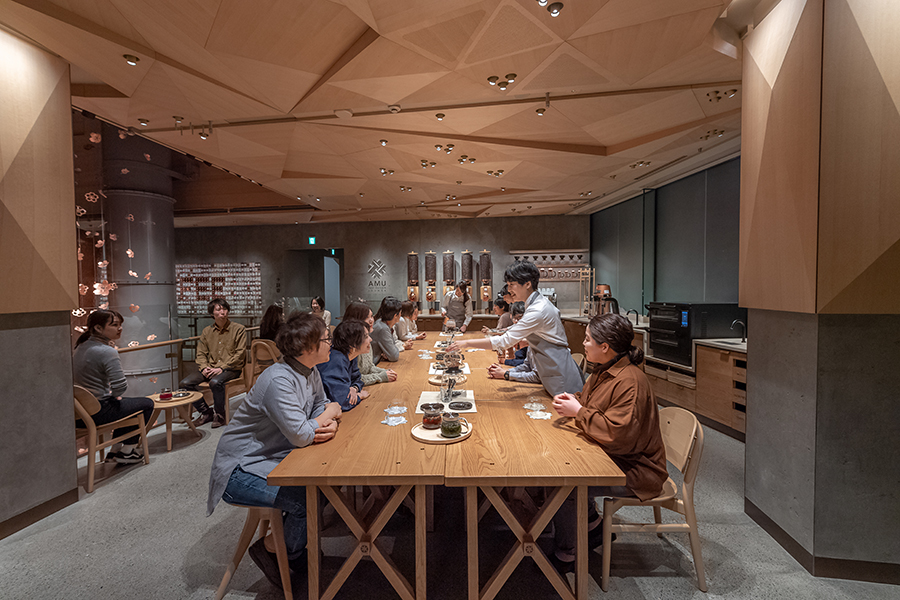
left=467, top=485, right=589, bottom=600
left=307, top=484, right=426, bottom=600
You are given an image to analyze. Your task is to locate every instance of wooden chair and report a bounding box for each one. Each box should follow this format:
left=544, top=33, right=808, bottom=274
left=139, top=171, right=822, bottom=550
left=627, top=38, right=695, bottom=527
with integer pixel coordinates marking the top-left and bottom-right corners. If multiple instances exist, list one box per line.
left=600, top=406, right=707, bottom=592
left=73, top=385, right=150, bottom=494
left=249, top=339, right=281, bottom=387
left=198, top=350, right=251, bottom=424
left=216, top=505, right=293, bottom=600
left=571, top=352, right=586, bottom=372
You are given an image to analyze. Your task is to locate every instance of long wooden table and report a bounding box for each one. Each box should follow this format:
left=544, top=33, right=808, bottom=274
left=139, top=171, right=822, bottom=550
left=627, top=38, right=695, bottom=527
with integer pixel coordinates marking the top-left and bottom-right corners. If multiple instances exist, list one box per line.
left=267, top=334, right=625, bottom=600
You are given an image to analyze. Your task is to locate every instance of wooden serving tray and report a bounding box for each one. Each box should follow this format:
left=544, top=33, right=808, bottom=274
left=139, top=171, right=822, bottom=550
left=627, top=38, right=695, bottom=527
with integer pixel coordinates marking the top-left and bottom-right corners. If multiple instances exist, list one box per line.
left=410, top=422, right=472, bottom=444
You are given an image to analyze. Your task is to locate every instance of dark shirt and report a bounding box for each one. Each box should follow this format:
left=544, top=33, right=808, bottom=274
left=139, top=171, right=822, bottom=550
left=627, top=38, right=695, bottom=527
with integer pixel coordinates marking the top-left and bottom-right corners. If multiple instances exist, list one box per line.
left=316, top=348, right=364, bottom=411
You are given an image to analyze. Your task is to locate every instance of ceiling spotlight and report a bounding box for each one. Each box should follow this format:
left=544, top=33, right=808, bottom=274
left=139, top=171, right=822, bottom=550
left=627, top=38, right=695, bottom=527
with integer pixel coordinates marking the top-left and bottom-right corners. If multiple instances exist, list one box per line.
left=400, top=186, right=406, bottom=191
left=505, top=73, right=517, bottom=83
left=316, top=197, right=320, bottom=201
left=408, top=187, right=412, bottom=191
left=537, top=0, right=548, bottom=6
left=457, top=203, right=461, bottom=207
left=430, top=162, right=436, bottom=167
left=487, top=76, right=499, bottom=86
left=436, top=113, right=445, bottom=121
left=447, top=144, right=454, bottom=151
left=548, top=2, right=563, bottom=17
left=380, top=139, right=388, bottom=146
left=536, top=108, right=546, bottom=116
left=436, top=144, right=443, bottom=151
left=173, top=115, right=183, bottom=124
left=388, top=170, right=394, bottom=175
left=468, top=158, right=475, bottom=163
left=487, top=170, right=493, bottom=175
left=498, top=81, right=508, bottom=91
left=297, top=196, right=302, bottom=200
left=123, top=54, right=140, bottom=66
left=359, top=193, right=364, bottom=197
left=138, top=118, right=149, bottom=126
left=452, top=195, right=456, bottom=200
left=501, top=187, right=505, bottom=191
left=457, top=180, right=462, bottom=184
left=199, top=131, right=208, bottom=140
left=726, top=89, right=738, bottom=98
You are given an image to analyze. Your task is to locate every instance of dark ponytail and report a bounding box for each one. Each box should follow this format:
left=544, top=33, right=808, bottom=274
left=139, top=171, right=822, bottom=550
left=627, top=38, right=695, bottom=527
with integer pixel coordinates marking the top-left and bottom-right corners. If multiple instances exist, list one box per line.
left=457, top=281, right=469, bottom=305
left=588, top=313, right=643, bottom=365
left=75, top=309, right=123, bottom=348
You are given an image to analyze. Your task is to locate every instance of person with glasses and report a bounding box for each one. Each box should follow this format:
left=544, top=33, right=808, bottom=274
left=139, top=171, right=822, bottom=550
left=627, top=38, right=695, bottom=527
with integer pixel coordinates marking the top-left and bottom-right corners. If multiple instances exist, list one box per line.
left=316, top=320, right=370, bottom=411
left=207, top=312, right=342, bottom=587
left=342, top=302, right=398, bottom=386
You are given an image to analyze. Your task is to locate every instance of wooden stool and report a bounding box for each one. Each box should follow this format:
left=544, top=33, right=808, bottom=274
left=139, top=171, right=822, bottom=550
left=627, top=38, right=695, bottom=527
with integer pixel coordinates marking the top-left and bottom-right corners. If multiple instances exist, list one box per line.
left=216, top=505, right=293, bottom=600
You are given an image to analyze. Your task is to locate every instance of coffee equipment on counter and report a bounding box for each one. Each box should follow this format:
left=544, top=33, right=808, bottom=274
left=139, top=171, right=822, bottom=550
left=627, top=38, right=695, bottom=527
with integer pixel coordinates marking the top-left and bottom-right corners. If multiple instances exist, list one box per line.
left=479, top=250, right=492, bottom=313
left=407, top=251, right=419, bottom=306
left=645, top=302, right=747, bottom=366
left=594, top=283, right=620, bottom=315
left=424, top=251, right=437, bottom=313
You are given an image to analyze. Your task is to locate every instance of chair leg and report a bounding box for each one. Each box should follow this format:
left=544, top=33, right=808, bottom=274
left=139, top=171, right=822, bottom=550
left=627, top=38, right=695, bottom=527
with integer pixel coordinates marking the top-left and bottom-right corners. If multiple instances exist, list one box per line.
left=216, top=509, right=262, bottom=600
left=86, top=436, right=97, bottom=494
left=97, top=433, right=105, bottom=462
left=267, top=508, right=294, bottom=600
left=653, top=506, right=663, bottom=538
left=138, top=414, right=150, bottom=464
left=683, top=499, right=707, bottom=592
left=601, top=497, right=614, bottom=592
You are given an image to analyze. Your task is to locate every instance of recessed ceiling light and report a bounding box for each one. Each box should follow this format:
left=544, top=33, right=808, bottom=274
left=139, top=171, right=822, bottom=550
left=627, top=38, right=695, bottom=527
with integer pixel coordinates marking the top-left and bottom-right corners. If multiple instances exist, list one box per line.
left=316, top=198, right=320, bottom=201
left=498, top=81, right=508, bottom=91
left=138, top=118, right=149, bottom=126
left=359, top=193, right=364, bottom=197
left=505, top=73, right=517, bottom=83
left=436, top=113, right=445, bottom=121
left=380, top=139, right=388, bottom=146
left=199, top=131, right=208, bottom=140
left=548, top=2, right=563, bottom=17
left=537, top=0, right=549, bottom=6
left=487, top=76, right=499, bottom=86
left=173, top=115, right=183, bottom=124
left=536, top=108, right=546, bottom=116
left=123, top=54, right=140, bottom=66
left=435, top=145, right=442, bottom=151
left=501, top=187, right=505, bottom=192
left=430, top=162, right=436, bottom=167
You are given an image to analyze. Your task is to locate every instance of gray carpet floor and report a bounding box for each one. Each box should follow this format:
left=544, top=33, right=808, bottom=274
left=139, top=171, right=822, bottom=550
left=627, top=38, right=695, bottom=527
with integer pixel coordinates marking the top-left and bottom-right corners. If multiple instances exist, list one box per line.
left=0, top=400, right=895, bottom=600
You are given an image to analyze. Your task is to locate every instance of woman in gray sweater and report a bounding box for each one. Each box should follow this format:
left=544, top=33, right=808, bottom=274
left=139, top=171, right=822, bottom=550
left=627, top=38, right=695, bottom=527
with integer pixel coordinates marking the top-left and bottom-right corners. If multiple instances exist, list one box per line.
left=73, top=309, right=154, bottom=464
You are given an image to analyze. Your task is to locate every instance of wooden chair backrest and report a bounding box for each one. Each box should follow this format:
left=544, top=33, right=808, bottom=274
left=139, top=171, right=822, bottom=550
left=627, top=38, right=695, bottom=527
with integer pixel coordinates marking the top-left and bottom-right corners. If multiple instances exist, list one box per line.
left=658, top=406, right=704, bottom=484
left=249, top=339, right=281, bottom=386
left=74, top=384, right=101, bottom=420
left=571, top=352, right=585, bottom=370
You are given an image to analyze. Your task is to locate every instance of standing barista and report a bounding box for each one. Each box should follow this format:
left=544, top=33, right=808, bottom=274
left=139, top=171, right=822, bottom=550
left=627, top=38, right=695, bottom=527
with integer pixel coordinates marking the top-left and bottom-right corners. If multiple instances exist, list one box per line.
left=447, top=262, right=583, bottom=396
left=441, top=281, right=473, bottom=333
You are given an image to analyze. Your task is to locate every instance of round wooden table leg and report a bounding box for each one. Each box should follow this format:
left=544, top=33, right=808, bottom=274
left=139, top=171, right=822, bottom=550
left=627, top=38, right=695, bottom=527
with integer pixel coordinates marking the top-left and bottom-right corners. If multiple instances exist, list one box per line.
left=165, top=408, right=173, bottom=451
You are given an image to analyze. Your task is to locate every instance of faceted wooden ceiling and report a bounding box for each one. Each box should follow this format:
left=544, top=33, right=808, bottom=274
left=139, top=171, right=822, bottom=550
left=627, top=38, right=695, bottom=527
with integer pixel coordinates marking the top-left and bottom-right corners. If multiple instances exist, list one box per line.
left=0, top=0, right=746, bottom=225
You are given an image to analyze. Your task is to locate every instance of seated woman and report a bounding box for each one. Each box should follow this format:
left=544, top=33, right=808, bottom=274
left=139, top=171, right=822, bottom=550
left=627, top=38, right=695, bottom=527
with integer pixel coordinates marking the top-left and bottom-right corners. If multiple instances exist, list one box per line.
left=317, top=320, right=369, bottom=411
left=502, top=302, right=528, bottom=366
left=549, top=313, right=668, bottom=571
left=73, top=309, right=154, bottom=464
left=482, top=297, right=512, bottom=333
left=310, top=296, right=331, bottom=326
left=259, top=304, right=284, bottom=341
left=395, top=301, right=427, bottom=341
left=343, top=302, right=398, bottom=386
left=207, top=312, right=342, bottom=583
left=370, top=296, right=411, bottom=364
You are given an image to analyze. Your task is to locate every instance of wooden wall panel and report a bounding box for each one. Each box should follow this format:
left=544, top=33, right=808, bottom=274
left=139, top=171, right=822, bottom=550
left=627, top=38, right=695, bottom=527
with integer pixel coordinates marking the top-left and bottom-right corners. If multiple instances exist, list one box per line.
left=817, top=0, right=900, bottom=314
left=0, top=29, right=77, bottom=315
left=739, top=0, right=821, bottom=313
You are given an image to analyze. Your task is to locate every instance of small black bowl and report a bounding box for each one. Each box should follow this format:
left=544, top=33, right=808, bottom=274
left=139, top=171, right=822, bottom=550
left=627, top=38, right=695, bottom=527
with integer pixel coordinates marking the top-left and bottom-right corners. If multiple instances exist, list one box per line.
left=448, top=401, right=473, bottom=411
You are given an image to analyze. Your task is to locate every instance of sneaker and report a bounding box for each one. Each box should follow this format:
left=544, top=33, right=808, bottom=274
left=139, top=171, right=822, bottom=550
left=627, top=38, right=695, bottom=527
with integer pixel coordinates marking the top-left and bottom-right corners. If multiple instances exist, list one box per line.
left=549, top=551, right=575, bottom=574
left=109, top=448, right=144, bottom=464
left=211, top=414, right=226, bottom=429
left=192, top=411, right=214, bottom=427
left=248, top=538, right=283, bottom=588
left=587, top=522, right=616, bottom=550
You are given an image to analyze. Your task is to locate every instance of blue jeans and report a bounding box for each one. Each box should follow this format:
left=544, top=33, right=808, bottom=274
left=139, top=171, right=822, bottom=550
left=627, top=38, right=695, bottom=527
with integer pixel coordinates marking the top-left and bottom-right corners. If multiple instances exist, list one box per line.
left=222, top=466, right=307, bottom=560
left=76, top=396, right=155, bottom=445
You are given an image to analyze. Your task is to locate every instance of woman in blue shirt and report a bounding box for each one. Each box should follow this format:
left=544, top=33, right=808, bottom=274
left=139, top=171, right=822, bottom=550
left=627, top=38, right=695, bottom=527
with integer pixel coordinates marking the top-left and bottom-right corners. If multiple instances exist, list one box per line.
left=317, top=320, right=370, bottom=410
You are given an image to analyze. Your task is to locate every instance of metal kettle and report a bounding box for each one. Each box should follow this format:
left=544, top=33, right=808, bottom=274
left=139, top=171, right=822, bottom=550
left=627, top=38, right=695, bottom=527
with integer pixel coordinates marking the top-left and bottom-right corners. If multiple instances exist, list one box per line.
left=594, top=284, right=619, bottom=315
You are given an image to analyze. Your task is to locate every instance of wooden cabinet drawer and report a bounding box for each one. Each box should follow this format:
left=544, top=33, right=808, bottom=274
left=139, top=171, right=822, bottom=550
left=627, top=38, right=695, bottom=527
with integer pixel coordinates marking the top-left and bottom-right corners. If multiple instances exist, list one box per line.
left=732, top=407, right=746, bottom=433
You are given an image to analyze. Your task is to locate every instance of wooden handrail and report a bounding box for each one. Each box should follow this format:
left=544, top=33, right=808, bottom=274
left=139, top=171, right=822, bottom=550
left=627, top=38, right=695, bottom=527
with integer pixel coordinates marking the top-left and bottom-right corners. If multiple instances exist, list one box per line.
left=117, top=326, right=260, bottom=353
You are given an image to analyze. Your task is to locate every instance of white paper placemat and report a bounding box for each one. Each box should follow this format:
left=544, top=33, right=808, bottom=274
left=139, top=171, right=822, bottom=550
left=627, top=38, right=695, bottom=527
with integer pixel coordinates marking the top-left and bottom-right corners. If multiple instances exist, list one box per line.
left=428, top=362, right=471, bottom=375
left=434, top=341, right=451, bottom=349
left=416, top=390, right=476, bottom=413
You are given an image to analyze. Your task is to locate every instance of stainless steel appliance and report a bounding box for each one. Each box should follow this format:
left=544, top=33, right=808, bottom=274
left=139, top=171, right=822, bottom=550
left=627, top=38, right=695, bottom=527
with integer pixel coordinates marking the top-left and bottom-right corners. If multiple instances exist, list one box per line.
left=646, top=302, right=747, bottom=366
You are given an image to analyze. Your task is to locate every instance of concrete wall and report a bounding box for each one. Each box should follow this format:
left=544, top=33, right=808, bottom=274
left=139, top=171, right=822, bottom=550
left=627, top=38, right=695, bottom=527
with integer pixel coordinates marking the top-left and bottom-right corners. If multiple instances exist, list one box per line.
left=175, top=215, right=590, bottom=316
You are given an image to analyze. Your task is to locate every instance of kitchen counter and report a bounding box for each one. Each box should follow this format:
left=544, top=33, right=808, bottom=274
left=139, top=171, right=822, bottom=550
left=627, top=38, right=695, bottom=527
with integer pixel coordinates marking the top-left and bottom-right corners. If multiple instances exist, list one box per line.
left=695, top=338, right=747, bottom=353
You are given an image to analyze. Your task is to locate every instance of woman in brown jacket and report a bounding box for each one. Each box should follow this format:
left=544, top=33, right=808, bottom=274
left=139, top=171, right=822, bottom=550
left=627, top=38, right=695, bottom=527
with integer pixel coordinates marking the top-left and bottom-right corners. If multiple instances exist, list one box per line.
left=550, top=313, right=668, bottom=569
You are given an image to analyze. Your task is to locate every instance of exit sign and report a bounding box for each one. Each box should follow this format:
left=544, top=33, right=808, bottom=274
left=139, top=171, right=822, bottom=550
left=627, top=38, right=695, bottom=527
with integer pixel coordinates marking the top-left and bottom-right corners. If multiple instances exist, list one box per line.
left=308, top=237, right=315, bottom=244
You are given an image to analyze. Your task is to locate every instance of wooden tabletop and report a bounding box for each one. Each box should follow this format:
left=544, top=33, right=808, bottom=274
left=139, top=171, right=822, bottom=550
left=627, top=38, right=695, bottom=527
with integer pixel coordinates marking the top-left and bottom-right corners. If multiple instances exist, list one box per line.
left=268, top=333, right=624, bottom=487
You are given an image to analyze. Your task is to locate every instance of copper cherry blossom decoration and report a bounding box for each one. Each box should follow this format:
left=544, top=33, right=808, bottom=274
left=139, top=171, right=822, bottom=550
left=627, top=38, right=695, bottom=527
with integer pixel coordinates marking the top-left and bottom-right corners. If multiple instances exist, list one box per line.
left=144, top=272, right=152, bottom=280
left=99, top=302, right=108, bottom=309
left=109, top=234, right=117, bottom=241
left=118, top=130, right=127, bottom=139
left=71, top=308, right=86, bottom=317
left=127, top=341, right=140, bottom=348
left=93, top=280, right=115, bottom=295
left=85, top=192, right=99, bottom=203
left=149, top=377, right=158, bottom=383
left=129, top=304, right=140, bottom=313
left=77, top=249, right=84, bottom=261
left=74, top=326, right=87, bottom=333
left=143, top=153, right=151, bottom=161
left=126, top=214, right=134, bottom=221
left=97, top=260, right=108, bottom=268
left=95, top=239, right=104, bottom=248
left=120, top=168, right=129, bottom=175
left=89, top=133, right=101, bottom=143
left=126, top=249, right=134, bottom=258
left=146, top=334, right=157, bottom=341
left=76, top=206, right=87, bottom=217
left=78, top=284, right=89, bottom=295
left=128, top=270, right=138, bottom=277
